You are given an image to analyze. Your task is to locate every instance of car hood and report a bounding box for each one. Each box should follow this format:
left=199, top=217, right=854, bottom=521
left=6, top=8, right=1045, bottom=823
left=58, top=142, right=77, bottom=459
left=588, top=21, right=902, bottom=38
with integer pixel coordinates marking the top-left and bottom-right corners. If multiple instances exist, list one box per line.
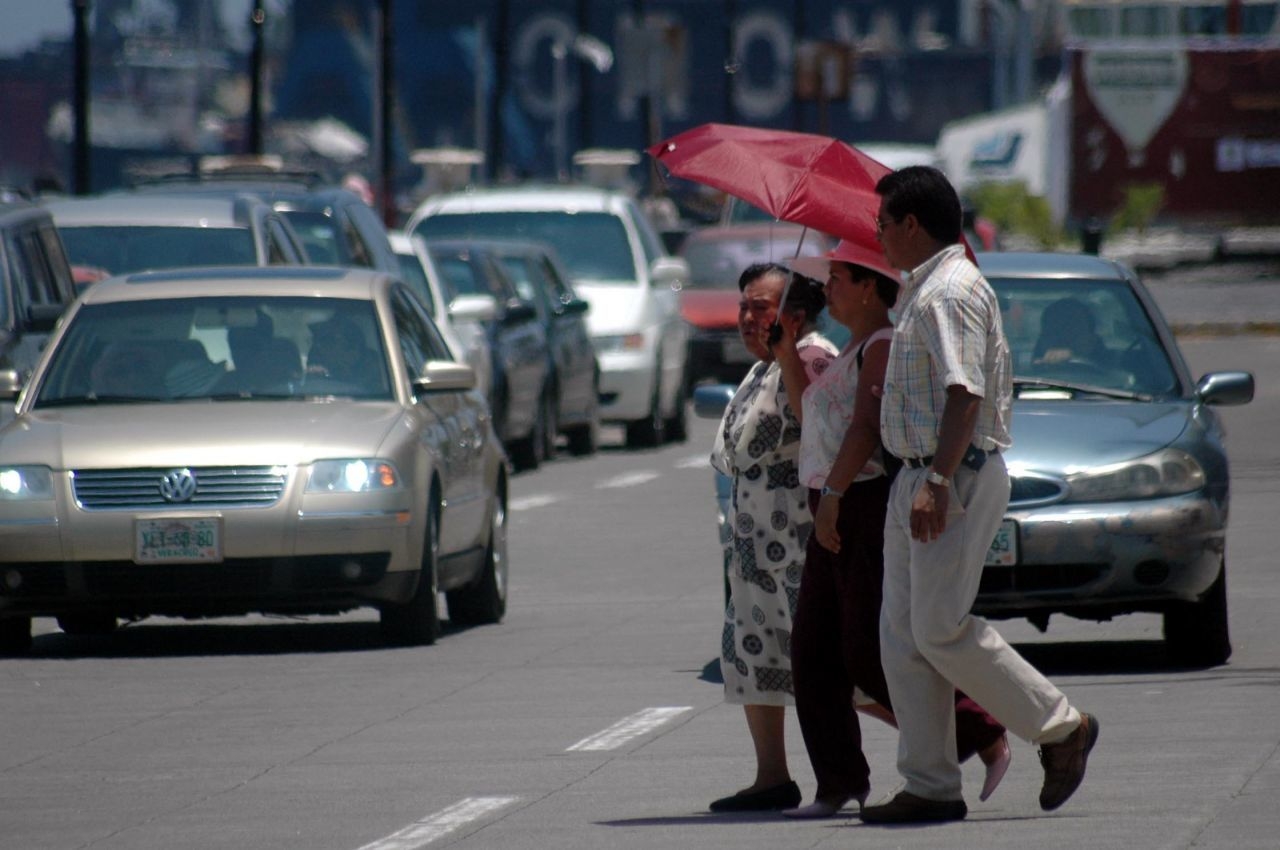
left=680, top=289, right=739, bottom=330
left=1006, top=400, right=1191, bottom=471
left=573, top=282, right=653, bottom=336
left=0, top=402, right=405, bottom=469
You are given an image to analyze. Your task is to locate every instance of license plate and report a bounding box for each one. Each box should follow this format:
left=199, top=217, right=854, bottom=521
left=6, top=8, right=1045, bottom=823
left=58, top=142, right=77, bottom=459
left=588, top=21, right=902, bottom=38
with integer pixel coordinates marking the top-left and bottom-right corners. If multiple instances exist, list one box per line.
left=721, top=338, right=753, bottom=364
left=135, top=518, right=222, bottom=563
left=985, top=519, right=1018, bottom=566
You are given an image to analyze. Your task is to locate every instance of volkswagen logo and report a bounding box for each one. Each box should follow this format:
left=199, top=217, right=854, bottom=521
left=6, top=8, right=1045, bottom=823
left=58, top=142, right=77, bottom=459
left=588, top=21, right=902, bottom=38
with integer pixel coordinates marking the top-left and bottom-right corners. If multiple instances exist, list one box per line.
left=159, top=468, right=198, bottom=503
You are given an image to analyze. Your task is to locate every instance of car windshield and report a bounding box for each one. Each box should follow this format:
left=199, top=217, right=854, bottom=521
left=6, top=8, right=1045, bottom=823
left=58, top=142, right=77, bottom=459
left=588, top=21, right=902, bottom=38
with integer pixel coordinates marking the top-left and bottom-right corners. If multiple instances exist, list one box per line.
left=33, top=295, right=392, bottom=405
left=988, top=275, right=1179, bottom=398
left=417, top=211, right=636, bottom=282
left=57, top=226, right=258, bottom=276
left=681, top=231, right=829, bottom=288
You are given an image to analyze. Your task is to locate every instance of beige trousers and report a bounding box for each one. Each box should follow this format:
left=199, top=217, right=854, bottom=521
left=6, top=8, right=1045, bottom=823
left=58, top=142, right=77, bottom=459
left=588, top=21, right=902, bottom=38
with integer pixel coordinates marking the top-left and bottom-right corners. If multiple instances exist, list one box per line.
left=880, top=456, right=1080, bottom=800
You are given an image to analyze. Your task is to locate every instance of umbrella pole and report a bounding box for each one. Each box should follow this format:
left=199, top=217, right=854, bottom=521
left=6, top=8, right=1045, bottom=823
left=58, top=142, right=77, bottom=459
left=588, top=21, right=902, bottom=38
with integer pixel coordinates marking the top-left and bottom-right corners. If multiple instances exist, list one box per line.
left=793, top=225, right=810, bottom=258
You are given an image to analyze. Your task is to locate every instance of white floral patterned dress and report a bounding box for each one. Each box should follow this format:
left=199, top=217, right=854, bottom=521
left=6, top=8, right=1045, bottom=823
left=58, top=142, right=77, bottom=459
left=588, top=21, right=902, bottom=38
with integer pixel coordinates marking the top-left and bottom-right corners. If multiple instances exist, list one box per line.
left=712, top=331, right=837, bottom=706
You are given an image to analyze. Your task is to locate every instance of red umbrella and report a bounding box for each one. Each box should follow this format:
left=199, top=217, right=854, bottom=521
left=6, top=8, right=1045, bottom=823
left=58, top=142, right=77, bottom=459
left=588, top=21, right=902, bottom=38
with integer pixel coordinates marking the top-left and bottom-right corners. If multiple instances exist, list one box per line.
left=648, top=123, right=890, bottom=248
left=648, top=123, right=977, bottom=264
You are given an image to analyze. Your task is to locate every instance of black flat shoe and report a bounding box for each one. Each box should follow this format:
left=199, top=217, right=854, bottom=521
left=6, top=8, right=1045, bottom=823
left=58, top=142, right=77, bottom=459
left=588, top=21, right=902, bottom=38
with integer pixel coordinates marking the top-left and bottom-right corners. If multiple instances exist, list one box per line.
left=709, top=780, right=802, bottom=812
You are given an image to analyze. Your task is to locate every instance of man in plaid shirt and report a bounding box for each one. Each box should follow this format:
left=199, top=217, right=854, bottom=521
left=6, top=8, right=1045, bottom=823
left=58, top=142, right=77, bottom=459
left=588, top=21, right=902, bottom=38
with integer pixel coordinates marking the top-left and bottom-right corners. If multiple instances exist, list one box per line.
left=860, top=166, right=1100, bottom=825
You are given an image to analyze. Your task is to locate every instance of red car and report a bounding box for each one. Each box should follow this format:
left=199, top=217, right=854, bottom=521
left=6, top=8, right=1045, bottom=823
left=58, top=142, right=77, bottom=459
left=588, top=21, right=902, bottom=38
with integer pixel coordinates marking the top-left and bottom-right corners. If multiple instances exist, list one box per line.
left=678, top=223, right=834, bottom=387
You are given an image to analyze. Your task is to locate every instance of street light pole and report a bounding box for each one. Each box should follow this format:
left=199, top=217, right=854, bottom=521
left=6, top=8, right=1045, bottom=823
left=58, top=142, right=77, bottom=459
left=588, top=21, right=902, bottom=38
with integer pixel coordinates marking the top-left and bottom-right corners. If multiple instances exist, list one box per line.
left=247, top=0, right=265, bottom=155
left=71, top=0, right=91, bottom=194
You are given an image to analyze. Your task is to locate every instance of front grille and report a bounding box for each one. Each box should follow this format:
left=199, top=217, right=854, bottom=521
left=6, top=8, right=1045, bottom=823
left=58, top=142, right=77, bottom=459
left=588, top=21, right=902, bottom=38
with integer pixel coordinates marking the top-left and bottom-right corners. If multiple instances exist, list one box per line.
left=979, top=563, right=1107, bottom=594
left=73, top=466, right=287, bottom=510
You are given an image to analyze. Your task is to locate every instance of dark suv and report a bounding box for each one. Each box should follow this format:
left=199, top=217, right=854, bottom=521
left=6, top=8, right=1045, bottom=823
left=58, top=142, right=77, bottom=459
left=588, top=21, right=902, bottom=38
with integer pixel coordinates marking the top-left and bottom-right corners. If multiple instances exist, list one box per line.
left=0, top=195, right=77, bottom=427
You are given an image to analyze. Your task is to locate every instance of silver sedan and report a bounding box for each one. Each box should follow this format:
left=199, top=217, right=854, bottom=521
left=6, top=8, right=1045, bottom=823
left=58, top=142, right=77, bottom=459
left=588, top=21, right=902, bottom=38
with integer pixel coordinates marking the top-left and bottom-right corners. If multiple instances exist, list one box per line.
left=0, top=266, right=508, bottom=652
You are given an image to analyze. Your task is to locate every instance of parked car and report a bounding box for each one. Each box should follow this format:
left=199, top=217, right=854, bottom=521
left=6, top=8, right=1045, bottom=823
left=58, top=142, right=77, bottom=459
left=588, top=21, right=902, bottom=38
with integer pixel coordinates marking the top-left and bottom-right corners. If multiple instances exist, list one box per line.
left=678, top=223, right=834, bottom=388
left=132, top=168, right=401, bottom=273
left=0, top=195, right=79, bottom=429
left=424, top=239, right=552, bottom=471
left=486, top=239, right=601, bottom=457
left=0, top=266, right=508, bottom=653
left=43, top=192, right=308, bottom=275
left=695, top=251, right=1253, bottom=666
left=407, top=185, right=691, bottom=448
left=388, top=229, right=493, bottom=402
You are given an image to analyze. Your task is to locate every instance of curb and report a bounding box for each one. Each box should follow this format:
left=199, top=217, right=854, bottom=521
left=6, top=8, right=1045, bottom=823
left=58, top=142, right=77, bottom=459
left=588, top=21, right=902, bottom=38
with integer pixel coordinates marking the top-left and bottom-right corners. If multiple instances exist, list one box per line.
left=1172, top=321, right=1280, bottom=338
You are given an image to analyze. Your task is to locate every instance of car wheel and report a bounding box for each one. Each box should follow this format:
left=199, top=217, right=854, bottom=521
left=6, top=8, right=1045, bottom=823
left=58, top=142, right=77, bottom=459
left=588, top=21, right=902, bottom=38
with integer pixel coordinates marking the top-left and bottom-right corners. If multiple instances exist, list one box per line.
left=380, top=502, right=441, bottom=646
left=565, top=376, right=600, bottom=457
left=507, top=399, right=544, bottom=473
left=665, top=378, right=688, bottom=443
left=624, top=367, right=666, bottom=449
left=1163, top=557, right=1231, bottom=667
left=0, top=616, right=32, bottom=656
left=540, top=390, right=558, bottom=462
left=446, top=494, right=508, bottom=626
left=56, top=612, right=118, bottom=636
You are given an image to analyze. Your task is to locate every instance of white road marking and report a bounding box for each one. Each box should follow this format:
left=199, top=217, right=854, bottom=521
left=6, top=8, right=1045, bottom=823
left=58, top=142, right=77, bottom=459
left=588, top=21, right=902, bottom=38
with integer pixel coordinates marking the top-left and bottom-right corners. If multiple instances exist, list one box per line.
left=356, top=796, right=519, bottom=850
left=675, top=454, right=710, bottom=469
left=596, top=471, right=660, bottom=489
left=565, top=706, right=693, bottom=752
left=508, top=493, right=560, bottom=511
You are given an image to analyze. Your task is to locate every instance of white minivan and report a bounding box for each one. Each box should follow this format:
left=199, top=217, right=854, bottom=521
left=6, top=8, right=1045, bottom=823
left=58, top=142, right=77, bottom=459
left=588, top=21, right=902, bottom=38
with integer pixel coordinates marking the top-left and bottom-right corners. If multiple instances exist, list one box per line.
left=407, top=186, right=690, bottom=448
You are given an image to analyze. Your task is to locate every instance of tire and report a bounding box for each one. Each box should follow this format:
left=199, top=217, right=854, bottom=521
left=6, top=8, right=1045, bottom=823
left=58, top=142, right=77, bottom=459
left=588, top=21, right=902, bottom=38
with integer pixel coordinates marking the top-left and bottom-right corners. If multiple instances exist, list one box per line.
left=446, top=494, right=508, bottom=626
left=508, top=390, right=550, bottom=472
left=380, top=503, right=441, bottom=646
left=664, top=378, right=688, bottom=443
left=0, top=616, right=32, bottom=656
left=540, top=390, right=558, bottom=463
left=624, top=367, right=665, bottom=449
left=565, top=375, right=600, bottom=457
left=1164, top=557, right=1231, bottom=667
left=56, top=612, right=118, bottom=636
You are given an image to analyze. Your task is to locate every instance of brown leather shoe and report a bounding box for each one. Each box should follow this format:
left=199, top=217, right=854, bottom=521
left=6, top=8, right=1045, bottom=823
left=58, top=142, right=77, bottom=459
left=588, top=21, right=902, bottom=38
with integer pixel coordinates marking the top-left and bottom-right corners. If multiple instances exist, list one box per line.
left=859, top=791, right=967, bottom=824
left=1038, top=713, right=1100, bottom=811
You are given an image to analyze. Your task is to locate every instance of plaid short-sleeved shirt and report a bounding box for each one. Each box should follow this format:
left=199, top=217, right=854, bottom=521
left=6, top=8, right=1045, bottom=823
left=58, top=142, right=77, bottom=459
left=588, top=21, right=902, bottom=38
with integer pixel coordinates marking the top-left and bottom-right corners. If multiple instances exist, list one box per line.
left=880, top=244, right=1012, bottom=460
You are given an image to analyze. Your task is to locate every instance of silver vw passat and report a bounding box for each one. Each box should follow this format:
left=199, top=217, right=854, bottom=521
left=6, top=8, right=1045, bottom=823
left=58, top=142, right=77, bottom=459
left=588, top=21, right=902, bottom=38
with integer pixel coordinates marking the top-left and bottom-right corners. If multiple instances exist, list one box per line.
left=0, top=266, right=508, bottom=652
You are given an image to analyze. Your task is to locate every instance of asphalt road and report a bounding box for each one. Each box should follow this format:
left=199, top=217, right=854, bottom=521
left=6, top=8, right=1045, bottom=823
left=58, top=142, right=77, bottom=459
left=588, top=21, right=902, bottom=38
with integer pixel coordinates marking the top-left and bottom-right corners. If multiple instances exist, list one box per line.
left=2, top=307, right=1277, bottom=848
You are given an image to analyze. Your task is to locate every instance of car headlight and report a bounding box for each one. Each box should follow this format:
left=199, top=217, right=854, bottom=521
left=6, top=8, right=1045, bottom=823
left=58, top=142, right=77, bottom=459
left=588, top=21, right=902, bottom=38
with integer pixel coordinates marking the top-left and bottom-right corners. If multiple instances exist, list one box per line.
left=593, top=332, right=647, bottom=353
left=1064, top=448, right=1206, bottom=502
left=307, top=459, right=400, bottom=493
left=0, top=466, right=55, bottom=500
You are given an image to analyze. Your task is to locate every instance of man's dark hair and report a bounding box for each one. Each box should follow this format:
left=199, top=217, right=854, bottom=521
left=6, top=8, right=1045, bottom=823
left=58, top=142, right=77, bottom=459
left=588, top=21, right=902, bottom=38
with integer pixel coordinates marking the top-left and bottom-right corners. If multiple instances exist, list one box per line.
left=739, top=262, right=825, bottom=323
left=875, top=165, right=963, bottom=245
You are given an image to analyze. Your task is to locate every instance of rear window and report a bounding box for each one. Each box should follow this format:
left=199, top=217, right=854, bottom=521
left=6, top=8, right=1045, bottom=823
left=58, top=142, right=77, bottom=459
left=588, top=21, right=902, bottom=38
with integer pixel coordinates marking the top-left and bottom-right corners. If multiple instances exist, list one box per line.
left=417, top=211, right=637, bottom=283
left=58, top=226, right=258, bottom=276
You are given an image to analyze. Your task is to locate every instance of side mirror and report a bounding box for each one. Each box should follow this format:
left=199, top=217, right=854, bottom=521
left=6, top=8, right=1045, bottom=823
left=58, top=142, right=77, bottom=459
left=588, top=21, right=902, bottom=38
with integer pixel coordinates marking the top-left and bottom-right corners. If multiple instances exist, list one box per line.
left=0, top=369, right=22, bottom=401
left=1196, top=371, right=1254, bottom=406
left=448, top=294, right=498, bottom=324
left=413, top=360, right=476, bottom=394
left=558, top=297, right=590, bottom=317
left=649, top=256, right=690, bottom=290
left=693, top=383, right=737, bottom=419
left=26, top=303, right=64, bottom=333
left=501, top=300, right=538, bottom=325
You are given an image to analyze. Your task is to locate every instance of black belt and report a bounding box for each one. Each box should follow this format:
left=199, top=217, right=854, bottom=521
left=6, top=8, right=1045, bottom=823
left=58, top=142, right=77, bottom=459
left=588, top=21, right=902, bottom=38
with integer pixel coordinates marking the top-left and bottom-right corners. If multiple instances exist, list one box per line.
left=899, top=446, right=998, bottom=472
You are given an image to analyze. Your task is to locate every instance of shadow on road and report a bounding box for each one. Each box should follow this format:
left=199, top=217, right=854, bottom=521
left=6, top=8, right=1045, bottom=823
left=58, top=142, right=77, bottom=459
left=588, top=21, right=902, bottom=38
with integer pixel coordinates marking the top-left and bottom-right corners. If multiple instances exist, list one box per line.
left=1012, top=638, right=1228, bottom=675
left=20, top=616, right=478, bottom=658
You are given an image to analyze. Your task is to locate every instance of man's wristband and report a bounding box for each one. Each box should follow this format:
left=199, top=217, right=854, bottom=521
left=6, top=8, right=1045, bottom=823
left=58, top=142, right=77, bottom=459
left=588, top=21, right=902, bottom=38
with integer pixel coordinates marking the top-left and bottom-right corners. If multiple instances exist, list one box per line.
left=820, top=485, right=844, bottom=499
left=925, top=469, right=951, bottom=488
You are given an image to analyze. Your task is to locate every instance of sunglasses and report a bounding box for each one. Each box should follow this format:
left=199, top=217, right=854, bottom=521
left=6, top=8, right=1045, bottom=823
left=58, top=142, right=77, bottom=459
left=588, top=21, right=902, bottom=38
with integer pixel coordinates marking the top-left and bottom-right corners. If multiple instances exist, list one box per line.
left=873, top=212, right=898, bottom=238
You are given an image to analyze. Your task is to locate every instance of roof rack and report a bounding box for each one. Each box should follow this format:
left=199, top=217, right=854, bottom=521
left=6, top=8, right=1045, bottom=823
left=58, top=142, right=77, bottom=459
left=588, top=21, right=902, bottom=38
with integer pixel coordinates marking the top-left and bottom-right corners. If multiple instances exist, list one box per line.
left=130, top=155, right=328, bottom=189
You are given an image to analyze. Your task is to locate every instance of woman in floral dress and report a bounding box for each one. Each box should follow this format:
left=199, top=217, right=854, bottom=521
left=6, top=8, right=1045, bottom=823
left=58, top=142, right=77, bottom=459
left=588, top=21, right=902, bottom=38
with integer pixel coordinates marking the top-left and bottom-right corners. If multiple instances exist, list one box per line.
left=708, top=262, right=837, bottom=813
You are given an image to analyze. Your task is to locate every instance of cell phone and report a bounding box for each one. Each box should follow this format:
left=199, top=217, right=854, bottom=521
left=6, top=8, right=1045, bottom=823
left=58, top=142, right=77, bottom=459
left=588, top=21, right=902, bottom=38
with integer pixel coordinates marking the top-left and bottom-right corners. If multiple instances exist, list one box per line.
left=767, top=324, right=783, bottom=345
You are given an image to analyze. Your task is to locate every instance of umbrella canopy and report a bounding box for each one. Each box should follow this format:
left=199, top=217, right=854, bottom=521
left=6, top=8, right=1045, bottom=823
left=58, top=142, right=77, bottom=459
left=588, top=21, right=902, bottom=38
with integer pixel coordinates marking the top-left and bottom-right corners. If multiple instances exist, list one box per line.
left=649, top=123, right=977, bottom=265
left=648, top=123, right=890, bottom=248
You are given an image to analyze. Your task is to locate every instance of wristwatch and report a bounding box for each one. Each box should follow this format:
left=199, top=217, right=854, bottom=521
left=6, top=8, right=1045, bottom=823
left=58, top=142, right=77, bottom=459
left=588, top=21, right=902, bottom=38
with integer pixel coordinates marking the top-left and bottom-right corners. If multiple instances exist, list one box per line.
left=925, top=469, right=951, bottom=488
left=820, top=485, right=844, bottom=499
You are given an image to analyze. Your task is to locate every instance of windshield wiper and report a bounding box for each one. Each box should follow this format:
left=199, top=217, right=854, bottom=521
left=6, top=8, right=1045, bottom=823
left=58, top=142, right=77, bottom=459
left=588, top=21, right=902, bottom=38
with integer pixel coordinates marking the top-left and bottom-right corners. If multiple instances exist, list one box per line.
left=36, top=395, right=158, bottom=407
left=1013, top=377, right=1152, bottom=402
